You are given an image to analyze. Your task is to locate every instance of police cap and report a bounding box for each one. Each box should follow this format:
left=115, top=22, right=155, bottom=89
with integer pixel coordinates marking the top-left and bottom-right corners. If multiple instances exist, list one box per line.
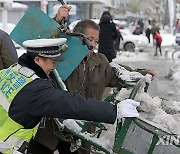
left=23, top=38, right=67, bottom=61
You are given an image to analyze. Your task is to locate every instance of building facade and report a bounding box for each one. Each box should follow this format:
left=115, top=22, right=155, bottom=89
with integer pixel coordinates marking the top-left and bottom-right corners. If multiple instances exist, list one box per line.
left=14, top=0, right=119, bottom=22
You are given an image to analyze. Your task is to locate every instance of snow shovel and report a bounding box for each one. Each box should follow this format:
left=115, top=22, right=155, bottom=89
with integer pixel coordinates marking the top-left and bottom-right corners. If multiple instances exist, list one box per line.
left=10, top=6, right=90, bottom=81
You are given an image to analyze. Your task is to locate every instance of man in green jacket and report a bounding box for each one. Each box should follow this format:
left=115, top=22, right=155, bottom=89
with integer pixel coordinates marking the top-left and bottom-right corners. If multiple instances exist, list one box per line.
left=64, top=19, right=155, bottom=154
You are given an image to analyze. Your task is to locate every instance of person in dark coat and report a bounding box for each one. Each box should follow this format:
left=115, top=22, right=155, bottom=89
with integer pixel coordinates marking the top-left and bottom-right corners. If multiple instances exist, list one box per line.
left=0, top=29, right=18, bottom=70
left=98, top=12, right=119, bottom=62
left=145, top=25, right=151, bottom=43
left=100, top=11, right=123, bottom=51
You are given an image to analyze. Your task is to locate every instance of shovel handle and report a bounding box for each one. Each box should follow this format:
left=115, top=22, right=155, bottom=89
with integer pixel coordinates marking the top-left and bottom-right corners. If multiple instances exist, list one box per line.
left=58, top=0, right=65, bottom=5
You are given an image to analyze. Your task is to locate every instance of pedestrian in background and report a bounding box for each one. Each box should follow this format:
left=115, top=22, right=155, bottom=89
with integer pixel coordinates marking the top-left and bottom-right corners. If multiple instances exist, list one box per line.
left=99, top=11, right=123, bottom=52
left=0, top=29, right=18, bottom=70
left=133, top=24, right=142, bottom=35
left=98, top=11, right=119, bottom=62
left=151, top=19, right=160, bottom=35
left=137, top=19, right=144, bottom=33
left=145, top=25, right=151, bottom=43
left=153, top=31, right=162, bottom=56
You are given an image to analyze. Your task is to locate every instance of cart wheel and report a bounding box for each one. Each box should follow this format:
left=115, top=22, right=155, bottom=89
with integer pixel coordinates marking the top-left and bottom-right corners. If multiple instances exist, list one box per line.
left=172, top=49, right=180, bottom=62
left=124, top=42, right=135, bottom=52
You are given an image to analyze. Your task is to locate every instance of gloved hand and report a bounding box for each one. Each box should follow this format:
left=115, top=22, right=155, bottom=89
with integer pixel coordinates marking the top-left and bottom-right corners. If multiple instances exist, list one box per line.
left=117, top=99, right=140, bottom=119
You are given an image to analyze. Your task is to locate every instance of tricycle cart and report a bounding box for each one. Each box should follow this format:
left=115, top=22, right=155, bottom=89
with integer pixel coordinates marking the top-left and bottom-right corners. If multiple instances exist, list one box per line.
left=52, top=70, right=180, bottom=154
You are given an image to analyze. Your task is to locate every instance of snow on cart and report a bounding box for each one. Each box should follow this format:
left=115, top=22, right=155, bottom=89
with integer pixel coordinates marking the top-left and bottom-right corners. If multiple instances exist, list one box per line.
left=52, top=70, right=180, bottom=154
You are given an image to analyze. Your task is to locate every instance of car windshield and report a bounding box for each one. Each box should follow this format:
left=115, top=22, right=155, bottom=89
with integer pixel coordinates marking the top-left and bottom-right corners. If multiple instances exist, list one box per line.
left=120, top=28, right=131, bottom=35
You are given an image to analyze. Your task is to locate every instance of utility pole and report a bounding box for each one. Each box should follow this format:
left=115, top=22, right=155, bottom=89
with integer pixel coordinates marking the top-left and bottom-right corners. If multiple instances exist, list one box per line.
left=173, top=0, right=177, bottom=34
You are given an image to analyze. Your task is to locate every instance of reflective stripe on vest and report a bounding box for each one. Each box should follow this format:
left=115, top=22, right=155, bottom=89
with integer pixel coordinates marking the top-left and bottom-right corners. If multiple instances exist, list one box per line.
left=0, top=64, right=39, bottom=153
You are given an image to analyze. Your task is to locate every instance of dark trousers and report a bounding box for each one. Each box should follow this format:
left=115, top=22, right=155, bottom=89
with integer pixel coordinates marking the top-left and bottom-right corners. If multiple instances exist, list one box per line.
left=27, top=139, right=79, bottom=154
left=155, top=43, right=162, bottom=56
left=27, top=140, right=53, bottom=154
left=146, top=35, right=150, bottom=43
left=27, top=119, right=78, bottom=154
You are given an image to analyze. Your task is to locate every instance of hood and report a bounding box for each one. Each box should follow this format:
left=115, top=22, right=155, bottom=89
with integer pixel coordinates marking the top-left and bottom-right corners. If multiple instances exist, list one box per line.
left=100, top=15, right=111, bottom=23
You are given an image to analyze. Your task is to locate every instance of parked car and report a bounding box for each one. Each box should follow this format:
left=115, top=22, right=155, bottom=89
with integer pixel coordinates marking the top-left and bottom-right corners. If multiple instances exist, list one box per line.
left=113, top=20, right=127, bottom=29
left=69, top=19, right=149, bottom=52
left=120, top=28, right=149, bottom=52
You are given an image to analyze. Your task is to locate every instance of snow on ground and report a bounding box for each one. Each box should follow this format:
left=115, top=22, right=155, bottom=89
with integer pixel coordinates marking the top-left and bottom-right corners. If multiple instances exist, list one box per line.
left=161, top=31, right=176, bottom=47
left=114, top=51, right=150, bottom=62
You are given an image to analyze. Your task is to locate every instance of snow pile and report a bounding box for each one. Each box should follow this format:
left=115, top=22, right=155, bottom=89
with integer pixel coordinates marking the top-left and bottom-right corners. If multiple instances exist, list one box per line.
left=166, top=60, right=180, bottom=94
left=63, top=119, right=82, bottom=132
left=172, top=72, right=180, bottom=94
left=116, top=88, right=180, bottom=134
left=60, top=90, right=180, bottom=152
left=113, top=51, right=150, bottom=62
left=135, top=92, right=180, bottom=134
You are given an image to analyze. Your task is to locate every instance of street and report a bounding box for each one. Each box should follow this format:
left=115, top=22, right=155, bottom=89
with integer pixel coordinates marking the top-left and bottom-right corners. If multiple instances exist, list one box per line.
left=114, top=46, right=180, bottom=102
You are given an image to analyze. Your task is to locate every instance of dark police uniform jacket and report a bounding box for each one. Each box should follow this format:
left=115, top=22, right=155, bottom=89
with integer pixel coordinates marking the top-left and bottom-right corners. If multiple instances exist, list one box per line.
left=8, top=53, right=117, bottom=149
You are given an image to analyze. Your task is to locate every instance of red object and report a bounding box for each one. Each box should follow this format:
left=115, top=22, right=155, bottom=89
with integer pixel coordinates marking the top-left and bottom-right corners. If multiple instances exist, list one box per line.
left=154, top=32, right=162, bottom=43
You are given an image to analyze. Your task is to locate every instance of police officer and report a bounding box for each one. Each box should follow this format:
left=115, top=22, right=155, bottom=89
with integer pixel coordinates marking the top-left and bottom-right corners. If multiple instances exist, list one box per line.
left=0, top=38, right=140, bottom=154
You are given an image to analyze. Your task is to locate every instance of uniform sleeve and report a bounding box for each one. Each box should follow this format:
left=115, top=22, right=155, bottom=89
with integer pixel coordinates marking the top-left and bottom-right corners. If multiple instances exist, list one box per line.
left=28, top=79, right=117, bottom=124
left=0, top=31, right=18, bottom=68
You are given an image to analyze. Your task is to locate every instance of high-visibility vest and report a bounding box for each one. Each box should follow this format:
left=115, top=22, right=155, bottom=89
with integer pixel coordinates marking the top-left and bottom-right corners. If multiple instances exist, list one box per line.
left=0, top=64, right=39, bottom=154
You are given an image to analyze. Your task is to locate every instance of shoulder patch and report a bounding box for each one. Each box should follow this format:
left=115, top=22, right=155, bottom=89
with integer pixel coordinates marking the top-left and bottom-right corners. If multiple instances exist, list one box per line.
left=19, top=66, right=35, bottom=78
